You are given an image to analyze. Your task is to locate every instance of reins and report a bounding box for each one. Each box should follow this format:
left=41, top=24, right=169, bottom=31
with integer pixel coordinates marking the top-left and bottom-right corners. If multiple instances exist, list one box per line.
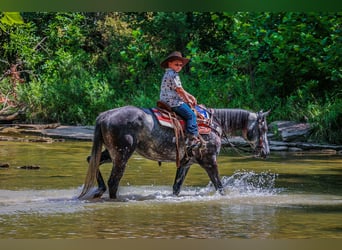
left=155, top=104, right=184, bottom=167
left=219, top=124, right=255, bottom=156
left=208, top=108, right=259, bottom=157
left=205, top=108, right=249, bottom=155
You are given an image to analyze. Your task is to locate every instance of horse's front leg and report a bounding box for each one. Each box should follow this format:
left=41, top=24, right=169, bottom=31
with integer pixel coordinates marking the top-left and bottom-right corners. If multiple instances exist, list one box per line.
left=199, top=158, right=224, bottom=195
left=173, top=161, right=192, bottom=196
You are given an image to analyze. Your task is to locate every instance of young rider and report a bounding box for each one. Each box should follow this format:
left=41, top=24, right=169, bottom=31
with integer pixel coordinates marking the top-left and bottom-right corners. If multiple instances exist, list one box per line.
left=159, top=51, right=202, bottom=147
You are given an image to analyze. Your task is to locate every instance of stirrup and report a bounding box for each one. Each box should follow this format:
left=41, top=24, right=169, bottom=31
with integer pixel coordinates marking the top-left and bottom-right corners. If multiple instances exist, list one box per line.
left=186, top=135, right=206, bottom=151
left=198, top=134, right=207, bottom=147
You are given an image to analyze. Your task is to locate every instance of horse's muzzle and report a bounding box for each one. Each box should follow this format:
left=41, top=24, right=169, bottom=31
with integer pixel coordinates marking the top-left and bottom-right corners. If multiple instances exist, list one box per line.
left=259, top=147, right=270, bottom=159
left=254, top=145, right=270, bottom=159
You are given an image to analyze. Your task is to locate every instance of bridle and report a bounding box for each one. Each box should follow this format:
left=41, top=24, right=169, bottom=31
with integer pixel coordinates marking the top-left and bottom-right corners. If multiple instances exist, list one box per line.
left=254, top=111, right=268, bottom=158
left=229, top=111, right=268, bottom=158
left=207, top=108, right=269, bottom=158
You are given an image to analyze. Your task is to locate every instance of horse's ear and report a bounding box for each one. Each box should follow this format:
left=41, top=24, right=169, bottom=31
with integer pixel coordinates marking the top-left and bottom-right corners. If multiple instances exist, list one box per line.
left=262, top=109, right=271, bottom=117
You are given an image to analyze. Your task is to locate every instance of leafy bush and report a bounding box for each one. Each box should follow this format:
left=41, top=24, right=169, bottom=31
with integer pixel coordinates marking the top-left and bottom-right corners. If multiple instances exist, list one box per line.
left=308, top=95, right=342, bottom=144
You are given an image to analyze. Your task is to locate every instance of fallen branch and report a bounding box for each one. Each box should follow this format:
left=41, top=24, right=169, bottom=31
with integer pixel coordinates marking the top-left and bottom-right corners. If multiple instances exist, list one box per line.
left=0, top=105, right=15, bottom=114
left=0, top=110, right=22, bottom=121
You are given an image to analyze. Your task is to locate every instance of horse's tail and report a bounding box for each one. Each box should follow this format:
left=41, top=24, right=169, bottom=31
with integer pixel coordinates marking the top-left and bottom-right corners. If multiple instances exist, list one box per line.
left=78, top=122, right=103, bottom=199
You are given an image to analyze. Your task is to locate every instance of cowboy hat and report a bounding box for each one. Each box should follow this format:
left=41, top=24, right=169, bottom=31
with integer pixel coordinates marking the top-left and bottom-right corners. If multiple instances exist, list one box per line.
left=160, top=51, right=190, bottom=68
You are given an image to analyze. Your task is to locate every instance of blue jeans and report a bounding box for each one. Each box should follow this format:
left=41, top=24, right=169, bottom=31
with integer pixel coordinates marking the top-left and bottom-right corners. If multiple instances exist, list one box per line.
left=172, top=103, right=198, bottom=136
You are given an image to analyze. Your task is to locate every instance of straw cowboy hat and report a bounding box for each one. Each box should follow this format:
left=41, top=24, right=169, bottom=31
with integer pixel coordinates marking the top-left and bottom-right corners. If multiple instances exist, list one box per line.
left=160, top=51, right=190, bottom=68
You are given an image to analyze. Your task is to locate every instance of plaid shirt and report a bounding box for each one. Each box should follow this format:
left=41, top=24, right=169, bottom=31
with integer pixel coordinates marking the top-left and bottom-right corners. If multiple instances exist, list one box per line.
left=159, top=68, right=184, bottom=107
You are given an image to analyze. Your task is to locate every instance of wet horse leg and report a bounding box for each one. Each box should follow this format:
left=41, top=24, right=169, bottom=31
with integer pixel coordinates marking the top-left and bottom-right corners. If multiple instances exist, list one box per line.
left=173, top=159, right=192, bottom=196
left=107, top=151, right=133, bottom=199
left=107, top=136, right=136, bottom=199
left=87, top=149, right=112, bottom=165
left=86, top=150, right=111, bottom=198
left=93, top=170, right=107, bottom=198
left=199, top=158, right=224, bottom=195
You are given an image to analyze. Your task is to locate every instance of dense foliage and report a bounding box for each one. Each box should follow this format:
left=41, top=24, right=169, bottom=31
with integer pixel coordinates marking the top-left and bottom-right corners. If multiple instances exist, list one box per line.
left=0, top=12, right=341, bottom=143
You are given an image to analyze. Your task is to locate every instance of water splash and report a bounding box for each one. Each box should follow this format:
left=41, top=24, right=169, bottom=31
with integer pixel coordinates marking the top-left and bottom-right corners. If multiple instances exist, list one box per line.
left=110, top=170, right=280, bottom=202
left=220, top=170, right=279, bottom=195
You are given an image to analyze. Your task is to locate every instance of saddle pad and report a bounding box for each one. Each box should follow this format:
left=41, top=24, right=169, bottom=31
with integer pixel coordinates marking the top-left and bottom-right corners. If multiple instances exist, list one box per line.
left=195, top=105, right=210, bottom=119
left=151, top=108, right=211, bottom=135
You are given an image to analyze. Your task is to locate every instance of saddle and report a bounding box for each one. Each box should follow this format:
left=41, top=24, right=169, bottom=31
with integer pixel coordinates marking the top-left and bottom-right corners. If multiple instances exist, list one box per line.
left=149, top=101, right=213, bottom=168
left=152, top=101, right=212, bottom=135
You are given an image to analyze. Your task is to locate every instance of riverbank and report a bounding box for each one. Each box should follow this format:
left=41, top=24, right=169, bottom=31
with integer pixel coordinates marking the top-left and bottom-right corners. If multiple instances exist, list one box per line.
left=0, top=124, right=93, bottom=142
left=0, top=123, right=341, bottom=154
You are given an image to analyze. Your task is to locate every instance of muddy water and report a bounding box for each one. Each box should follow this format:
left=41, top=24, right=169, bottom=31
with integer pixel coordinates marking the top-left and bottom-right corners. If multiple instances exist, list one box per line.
left=0, top=140, right=341, bottom=239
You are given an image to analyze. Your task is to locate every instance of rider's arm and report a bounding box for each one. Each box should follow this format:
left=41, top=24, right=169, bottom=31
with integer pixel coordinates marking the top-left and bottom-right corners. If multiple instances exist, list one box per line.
left=175, top=87, right=197, bottom=107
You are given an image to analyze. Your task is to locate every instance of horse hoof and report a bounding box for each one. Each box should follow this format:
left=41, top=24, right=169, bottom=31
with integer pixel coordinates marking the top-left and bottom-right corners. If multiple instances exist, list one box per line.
left=93, top=193, right=103, bottom=199
left=218, top=188, right=225, bottom=195
left=172, top=190, right=180, bottom=196
left=108, top=195, right=117, bottom=200
left=93, top=190, right=106, bottom=199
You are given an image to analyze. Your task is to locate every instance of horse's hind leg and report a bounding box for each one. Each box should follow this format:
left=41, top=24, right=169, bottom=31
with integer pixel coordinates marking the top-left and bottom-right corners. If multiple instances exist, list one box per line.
left=107, top=151, right=134, bottom=199
left=87, top=149, right=111, bottom=165
left=107, top=137, right=136, bottom=199
left=86, top=151, right=110, bottom=198
left=92, top=170, right=107, bottom=198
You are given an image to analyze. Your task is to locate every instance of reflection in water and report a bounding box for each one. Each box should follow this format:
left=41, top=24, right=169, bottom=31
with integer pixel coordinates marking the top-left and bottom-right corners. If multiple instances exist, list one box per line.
left=0, top=141, right=342, bottom=238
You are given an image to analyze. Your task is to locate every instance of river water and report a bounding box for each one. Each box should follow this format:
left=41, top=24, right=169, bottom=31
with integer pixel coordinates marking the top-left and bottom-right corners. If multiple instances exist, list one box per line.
left=0, top=140, right=341, bottom=239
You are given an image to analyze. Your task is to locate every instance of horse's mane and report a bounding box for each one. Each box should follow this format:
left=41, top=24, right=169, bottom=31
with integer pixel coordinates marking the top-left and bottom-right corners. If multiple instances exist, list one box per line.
left=212, top=109, right=250, bottom=134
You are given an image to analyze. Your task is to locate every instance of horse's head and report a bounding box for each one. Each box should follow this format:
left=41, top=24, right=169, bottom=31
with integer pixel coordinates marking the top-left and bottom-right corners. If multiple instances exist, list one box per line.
left=246, top=110, right=270, bottom=158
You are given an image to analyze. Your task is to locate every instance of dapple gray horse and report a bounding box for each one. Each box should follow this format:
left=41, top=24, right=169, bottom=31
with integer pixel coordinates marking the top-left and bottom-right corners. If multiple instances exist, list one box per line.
left=78, top=106, right=270, bottom=199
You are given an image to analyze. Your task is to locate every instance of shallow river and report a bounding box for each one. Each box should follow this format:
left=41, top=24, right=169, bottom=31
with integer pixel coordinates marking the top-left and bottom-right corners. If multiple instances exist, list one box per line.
left=0, top=140, right=341, bottom=239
